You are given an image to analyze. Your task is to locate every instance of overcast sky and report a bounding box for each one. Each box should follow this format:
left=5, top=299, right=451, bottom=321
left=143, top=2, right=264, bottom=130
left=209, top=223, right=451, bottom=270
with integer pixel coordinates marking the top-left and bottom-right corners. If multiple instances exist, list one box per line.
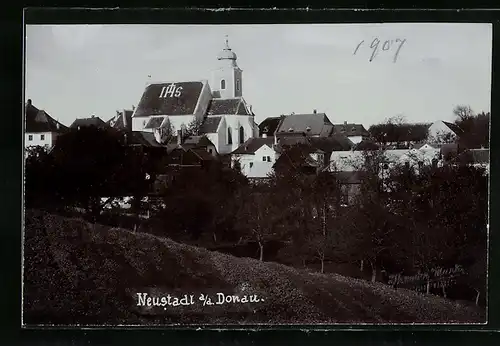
left=25, top=23, right=492, bottom=127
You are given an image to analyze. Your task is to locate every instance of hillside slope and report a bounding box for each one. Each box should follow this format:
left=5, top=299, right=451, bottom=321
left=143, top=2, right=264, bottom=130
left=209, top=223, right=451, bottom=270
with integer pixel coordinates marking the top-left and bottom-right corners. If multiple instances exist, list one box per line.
left=23, top=210, right=485, bottom=325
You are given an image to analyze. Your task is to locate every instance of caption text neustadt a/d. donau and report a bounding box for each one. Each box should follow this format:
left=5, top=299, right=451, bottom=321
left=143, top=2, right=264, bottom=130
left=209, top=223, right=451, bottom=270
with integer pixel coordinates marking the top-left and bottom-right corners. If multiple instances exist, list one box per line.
left=136, top=292, right=265, bottom=310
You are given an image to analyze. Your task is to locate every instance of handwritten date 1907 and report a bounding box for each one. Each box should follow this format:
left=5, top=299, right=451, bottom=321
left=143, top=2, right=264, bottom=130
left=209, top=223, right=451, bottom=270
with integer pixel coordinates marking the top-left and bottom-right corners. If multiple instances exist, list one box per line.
left=353, top=38, right=406, bottom=63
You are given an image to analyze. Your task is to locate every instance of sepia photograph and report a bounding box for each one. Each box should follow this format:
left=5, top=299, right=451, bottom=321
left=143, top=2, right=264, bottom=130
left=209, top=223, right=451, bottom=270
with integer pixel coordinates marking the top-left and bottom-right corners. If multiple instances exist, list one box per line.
left=23, top=21, right=491, bottom=326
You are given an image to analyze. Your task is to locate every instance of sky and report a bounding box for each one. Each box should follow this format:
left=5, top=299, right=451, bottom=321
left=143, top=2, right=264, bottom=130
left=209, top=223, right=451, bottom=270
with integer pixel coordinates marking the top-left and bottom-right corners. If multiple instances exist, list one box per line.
left=25, top=23, right=492, bottom=128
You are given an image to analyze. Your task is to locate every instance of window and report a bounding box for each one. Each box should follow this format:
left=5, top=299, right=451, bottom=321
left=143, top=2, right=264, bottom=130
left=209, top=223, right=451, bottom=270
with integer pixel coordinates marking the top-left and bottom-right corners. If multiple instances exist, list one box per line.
left=239, top=126, right=244, bottom=144
left=262, top=156, right=266, bottom=161
left=221, top=79, right=226, bottom=90
left=28, top=135, right=33, bottom=141
left=236, top=79, right=241, bottom=91
left=208, top=148, right=213, bottom=154
left=227, top=127, right=233, bottom=144
left=266, top=156, right=271, bottom=162
left=40, top=134, right=45, bottom=140
left=250, top=162, right=254, bottom=168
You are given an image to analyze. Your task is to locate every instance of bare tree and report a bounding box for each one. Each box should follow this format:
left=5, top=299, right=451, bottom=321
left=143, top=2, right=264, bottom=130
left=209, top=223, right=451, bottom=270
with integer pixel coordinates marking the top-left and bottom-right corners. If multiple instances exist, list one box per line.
left=235, top=187, right=285, bottom=261
left=453, top=105, right=475, bottom=122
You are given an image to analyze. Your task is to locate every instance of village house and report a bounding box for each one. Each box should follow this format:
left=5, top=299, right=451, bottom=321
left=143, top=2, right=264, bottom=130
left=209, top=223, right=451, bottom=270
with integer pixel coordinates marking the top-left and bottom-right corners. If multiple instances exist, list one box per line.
left=24, top=99, right=68, bottom=150
left=107, top=108, right=134, bottom=132
left=70, top=115, right=108, bottom=130
left=128, top=38, right=259, bottom=156
left=332, top=121, right=370, bottom=145
left=231, top=137, right=276, bottom=179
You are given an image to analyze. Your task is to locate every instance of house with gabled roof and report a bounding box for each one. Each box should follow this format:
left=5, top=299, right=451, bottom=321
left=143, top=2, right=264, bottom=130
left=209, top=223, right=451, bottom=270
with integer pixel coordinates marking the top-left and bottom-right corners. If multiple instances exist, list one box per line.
left=107, top=109, right=134, bottom=132
left=129, top=38, right=259, bottom=155
left=332, top=121, right=371, bottom=144
left=427, top=120, right=463, bottom=144
left=24, top=99, right=68, bottom=149
left=70, top=115, right=108, bottom=130
left=231, top=137, right=276, bottom=179
left=275, top=110, right=334, bottom=139
left=258, top=116, right=283, bottom=138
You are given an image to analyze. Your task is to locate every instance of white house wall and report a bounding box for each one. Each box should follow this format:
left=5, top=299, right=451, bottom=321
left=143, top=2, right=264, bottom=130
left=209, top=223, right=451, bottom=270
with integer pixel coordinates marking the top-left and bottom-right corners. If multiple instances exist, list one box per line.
left=232, top=144, right=276, bottom=178
left=25, top=132, right=54, bottom=149
left=348, top=135, right=363, bottom=144
left=330, top=151, right=364, bottom=172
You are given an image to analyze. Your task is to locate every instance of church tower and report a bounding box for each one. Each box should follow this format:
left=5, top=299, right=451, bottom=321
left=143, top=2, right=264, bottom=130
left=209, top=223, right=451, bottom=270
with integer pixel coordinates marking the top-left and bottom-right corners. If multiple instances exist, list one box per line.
left=211, top=36, right=243, bottom=99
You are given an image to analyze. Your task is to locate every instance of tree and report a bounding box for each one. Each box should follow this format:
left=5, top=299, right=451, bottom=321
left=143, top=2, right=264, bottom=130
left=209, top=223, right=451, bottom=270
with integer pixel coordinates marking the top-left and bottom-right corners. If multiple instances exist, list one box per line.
left=185, top=117, right=204, bottom=137
left=305, top=172, right=342, bottom=273
left=234, top=187, right=286, bottom=261
left=453, top=105, right=490, bottom=149
left=49, top=127, right=149, bottom=219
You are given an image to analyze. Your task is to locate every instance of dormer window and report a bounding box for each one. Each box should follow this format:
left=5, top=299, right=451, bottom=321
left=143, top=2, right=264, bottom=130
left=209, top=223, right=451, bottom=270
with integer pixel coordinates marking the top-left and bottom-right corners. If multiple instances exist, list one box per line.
left=221, top=79, right=226, bottom=90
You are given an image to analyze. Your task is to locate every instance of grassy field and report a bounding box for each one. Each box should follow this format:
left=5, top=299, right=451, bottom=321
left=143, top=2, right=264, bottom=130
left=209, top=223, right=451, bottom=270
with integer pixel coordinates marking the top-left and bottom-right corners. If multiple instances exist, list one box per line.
left=23, top=209, right=486, bottom=326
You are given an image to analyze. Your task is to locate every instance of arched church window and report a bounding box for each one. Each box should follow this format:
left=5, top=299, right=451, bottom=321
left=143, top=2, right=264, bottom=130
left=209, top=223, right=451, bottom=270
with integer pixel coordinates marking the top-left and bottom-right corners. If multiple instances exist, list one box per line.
left=236, top=79, right=241, bottom=91
left=227, top=127, right=233, bottom=144
left=239, top=126, right=244, bottom=144
left=221, top=79, right=226, bottom=90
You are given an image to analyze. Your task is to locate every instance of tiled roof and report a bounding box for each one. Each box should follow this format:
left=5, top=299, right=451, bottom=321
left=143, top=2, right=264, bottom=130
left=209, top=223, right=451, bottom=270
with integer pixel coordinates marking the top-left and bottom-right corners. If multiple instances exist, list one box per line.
left=128, top=131, right=165, bottom=147
left=332, top=123, right=370, bottom=137
left=231, top=137, right=275, bottom=155
left=144, top=116, right=166, bottom=129
left=199, top=116, right=222, bottom=134
left=309, top=136, right=353, bottom=152
left=181, top=135, right=216, bottom=150
left=192, top=148, right=215, bottom=161
left=353, top=139, right=380, bottom=151
left=107, top=110, right=133, bottom=132
left=276, top=135, right=353, bottom=153
left=206, top=98, right=250, bottom=116
left=442, top=121, right=465, bottom=137
left=276, top=113, right=334, bottom=137
left=133, top=82, right=204, bottom=117
left=259, top=117, right=283, bottom=136
left=25, top=102, right=68, bottom=133
left=70, top=117, right=108, bottom=129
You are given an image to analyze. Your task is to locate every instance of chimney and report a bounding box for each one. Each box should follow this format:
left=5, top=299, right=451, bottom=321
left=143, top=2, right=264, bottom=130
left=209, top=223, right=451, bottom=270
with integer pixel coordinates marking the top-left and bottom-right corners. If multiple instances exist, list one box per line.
left=313, top=109, right=317, bottom=114
left=177, top=130, right=182, bottom=146
left=91, top=114, right=95, bottom=118
left=56, top=122, right=60, bottom=130
left=122, top=109, right=128, bottom=129
left=27, top=99, right=32, bottom=106
left=344, top=121, right=347, bottom=125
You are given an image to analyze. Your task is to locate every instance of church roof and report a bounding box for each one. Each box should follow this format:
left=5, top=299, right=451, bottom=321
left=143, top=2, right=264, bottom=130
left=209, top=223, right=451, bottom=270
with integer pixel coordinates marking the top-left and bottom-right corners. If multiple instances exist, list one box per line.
left=25, top=102, right=68, bottom=133
left=206, top=98, right=250, bottom=116
left=276, top=113, right=334, bottom=137
left=70, top=117, right=108, bottom=129
left=133, top=81, right=205, bottom=118
left=144, top=116, right=167, bottom=129
left=199, top=116, right=222, bottom=134
left=232, top=137, right=275, bottom=155
left=217, top=37, right=237, bottom=61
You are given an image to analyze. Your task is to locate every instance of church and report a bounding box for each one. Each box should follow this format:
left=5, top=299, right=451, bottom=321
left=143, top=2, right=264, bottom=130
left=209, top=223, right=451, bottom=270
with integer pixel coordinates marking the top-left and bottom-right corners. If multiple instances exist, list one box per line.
left=122, top=38, right=259, bottom=155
